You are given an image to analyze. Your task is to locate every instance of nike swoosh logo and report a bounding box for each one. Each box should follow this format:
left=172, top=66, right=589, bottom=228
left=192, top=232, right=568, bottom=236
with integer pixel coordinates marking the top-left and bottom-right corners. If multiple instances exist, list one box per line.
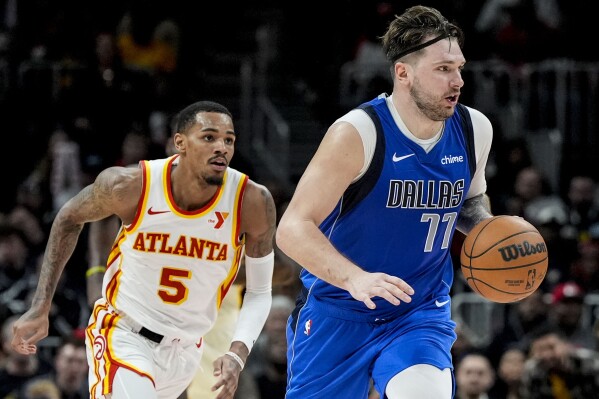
left=392, top=153, right=415, bottom=162
left=435, top=299, right=450, bottom=307
left=148, top=207, right=170, bottom=215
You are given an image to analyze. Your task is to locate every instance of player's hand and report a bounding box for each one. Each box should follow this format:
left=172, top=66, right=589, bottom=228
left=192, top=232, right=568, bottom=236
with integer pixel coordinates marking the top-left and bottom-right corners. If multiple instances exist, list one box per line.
left=211, top=353, right=243, bottom=399
left=11, top=310, right=50, bottom=355
left=347, top=271, right=414, bottom=309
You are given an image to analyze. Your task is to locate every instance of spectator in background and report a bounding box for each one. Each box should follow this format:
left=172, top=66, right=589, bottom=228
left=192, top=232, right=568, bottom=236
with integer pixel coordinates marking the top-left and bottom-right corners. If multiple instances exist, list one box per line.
left=48, top=129, right=84, bottom=213
left=520, top=325, right=599, bottom=399
left=561, top=175, right=599, bottom=242
left=505, top=166, right=544, bottom=216
left=116, top=1, right=179, bottom=75
left=25, top=336, right=88, bottom=399
left=569, top=229, right=599, bottom=293
left=485, top=290, right=550, bottom=368
left=85, top=31, right=155, bottom=173
left=115, top=0, right=182, bottom=113
left=505, top=166, right=565, bottom=220
left=0, top=223, right=37, bottom=321
left=114, top=128, right=165, bottom=168
left=22, top=378, right=61, bottom=399
left=452, top=321, right=477, bottom=366
left=485, top=137, right=532, bottom=215
left=549, top=281, right=596, bottom=350
left=52, top=336, right=88, bottom=398
left=6, top=176, right=50, bottom=254
left=489, top=346, right=525, bottom=399
left=454, top=352, right=496, bottom=399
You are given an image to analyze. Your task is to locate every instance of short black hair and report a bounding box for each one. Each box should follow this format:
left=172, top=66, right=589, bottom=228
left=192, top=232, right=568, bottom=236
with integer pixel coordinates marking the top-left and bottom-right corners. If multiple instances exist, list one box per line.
left=173, top=100, right=233, bottom=133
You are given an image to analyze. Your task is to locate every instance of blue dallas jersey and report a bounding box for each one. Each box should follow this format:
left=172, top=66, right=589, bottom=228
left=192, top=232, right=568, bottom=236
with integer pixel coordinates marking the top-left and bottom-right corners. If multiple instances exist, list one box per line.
left=300, top=95, right=474, bottom=319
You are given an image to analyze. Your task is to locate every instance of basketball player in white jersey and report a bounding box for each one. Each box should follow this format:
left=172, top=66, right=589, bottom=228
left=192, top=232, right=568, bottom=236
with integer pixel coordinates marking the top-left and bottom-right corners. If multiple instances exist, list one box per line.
left=11, top=100, right=276, bottom=399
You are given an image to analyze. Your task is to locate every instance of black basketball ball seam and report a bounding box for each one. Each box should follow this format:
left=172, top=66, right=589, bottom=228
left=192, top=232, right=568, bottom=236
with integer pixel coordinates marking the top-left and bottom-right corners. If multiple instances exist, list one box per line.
left=463, top=216, right=509, bottom=256
left=466, top=230, right=544, bottom=259
left=461, top=255, right=548, bottom=271
left=461, top=216, right=506, bottom=289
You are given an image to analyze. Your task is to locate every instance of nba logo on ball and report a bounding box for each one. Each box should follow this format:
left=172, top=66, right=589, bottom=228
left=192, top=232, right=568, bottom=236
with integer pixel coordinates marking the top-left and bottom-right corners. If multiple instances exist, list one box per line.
left=526, top=269, right=535, bottom=290
left=460, top=215, right=548, bottom=303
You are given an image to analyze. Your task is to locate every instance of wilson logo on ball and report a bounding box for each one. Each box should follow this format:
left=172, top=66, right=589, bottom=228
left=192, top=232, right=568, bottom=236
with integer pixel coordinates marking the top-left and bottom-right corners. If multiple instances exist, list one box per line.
left=460, top=215, right=549, bottom=303
left=497, top=240, right=547, bottom=262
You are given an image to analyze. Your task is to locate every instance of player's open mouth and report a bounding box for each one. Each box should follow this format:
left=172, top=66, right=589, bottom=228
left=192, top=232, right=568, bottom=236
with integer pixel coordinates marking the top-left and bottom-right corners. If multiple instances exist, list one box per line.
left=446, top=95, right=458, bottom=104
left=210, top=157, right=228, bottom=171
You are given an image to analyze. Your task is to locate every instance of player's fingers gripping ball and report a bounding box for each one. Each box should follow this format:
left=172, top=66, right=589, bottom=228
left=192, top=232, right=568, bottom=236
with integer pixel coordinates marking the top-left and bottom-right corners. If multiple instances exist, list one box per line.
left=460, top=215, right=548, bottom=303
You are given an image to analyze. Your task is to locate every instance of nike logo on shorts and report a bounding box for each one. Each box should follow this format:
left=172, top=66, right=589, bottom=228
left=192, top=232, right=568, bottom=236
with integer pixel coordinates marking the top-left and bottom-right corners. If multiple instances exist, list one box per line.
left=392, top=153, right=415, bottom=162
left=435, top=299, right=450, bottom=307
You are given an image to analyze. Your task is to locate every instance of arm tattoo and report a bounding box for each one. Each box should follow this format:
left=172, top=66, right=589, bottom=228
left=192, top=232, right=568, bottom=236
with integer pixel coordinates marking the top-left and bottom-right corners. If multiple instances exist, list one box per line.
left=456, top=193, right=493, bottom=234
left=33, top=216, right=84, bottom=310
left=31, top=187, right=94, bottom=311
left=245, top=187, right=277, bottom=258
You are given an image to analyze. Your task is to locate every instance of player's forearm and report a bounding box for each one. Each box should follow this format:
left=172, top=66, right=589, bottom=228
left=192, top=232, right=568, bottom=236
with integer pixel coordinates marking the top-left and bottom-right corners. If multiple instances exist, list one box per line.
left=30, top=210, right=85, bottom=313
left=231, top=252, right=274, bottom=353
left=456, top=193, right=493, bottom=234
left=276, top=219, right=363, bottom=291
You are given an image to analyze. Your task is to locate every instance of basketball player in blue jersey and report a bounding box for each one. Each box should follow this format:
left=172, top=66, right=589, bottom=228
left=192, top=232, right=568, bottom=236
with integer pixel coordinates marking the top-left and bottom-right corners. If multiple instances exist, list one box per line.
left=12, top=101, right=276, bottom=399
left=277, top=6, right=494, bottom=399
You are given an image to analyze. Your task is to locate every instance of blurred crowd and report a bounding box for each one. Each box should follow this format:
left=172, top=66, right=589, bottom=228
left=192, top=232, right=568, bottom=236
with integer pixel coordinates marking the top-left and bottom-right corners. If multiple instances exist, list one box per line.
left=1, top=1, right=599, bottom=399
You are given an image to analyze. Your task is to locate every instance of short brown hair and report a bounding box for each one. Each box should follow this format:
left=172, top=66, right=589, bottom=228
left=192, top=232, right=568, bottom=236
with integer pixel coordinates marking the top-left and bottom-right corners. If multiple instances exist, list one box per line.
left=381, top=5, right=464, bottom=63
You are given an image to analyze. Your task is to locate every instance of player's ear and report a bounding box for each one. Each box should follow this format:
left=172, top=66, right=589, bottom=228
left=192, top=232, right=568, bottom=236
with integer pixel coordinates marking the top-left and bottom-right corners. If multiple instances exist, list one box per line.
left=394, top=62, right=411, bottom=85
left=174, top=133, right=185, bottom=153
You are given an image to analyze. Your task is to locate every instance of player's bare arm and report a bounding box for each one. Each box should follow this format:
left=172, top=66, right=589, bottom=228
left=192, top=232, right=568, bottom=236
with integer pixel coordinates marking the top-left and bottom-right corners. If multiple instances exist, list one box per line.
left=11, top=166, right=142, bottom=354
left=209, top=180, right=277, bottom=399
left=456, top=193, right=493, bottom=234
left=240, top=180, right=277, bottom=258
left=277, top=123, right=413, bottom=309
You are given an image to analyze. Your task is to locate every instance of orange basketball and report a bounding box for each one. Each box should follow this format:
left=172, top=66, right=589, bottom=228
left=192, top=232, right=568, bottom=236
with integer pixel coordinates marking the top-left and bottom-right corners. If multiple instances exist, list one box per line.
left=460, top=215, right=548, bottom=303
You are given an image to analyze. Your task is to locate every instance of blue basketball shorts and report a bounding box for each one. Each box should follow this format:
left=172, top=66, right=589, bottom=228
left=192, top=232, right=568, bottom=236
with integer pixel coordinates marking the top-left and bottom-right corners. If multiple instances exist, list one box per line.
left=285, top=293, right=457, bottom=398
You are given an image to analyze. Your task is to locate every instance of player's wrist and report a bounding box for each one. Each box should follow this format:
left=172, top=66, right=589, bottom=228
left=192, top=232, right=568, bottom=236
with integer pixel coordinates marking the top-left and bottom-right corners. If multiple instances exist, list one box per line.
left=228, top=341, right=249, bottom=359
left=225, top=351, right=245, bottom=371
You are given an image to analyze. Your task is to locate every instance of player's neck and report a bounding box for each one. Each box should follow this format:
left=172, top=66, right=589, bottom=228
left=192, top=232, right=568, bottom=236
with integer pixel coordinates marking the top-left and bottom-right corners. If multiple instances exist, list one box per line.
left=170, top=166, right=219, bottom=211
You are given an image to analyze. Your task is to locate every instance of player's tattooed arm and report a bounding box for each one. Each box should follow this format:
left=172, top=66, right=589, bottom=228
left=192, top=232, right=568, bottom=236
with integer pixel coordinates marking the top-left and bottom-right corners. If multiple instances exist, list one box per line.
left=29, top=186, right=93, bottom=313
left=30, top=167, right=140, bottom=313
left=242, top=181, right=277, bottom=258
left=456, top=193, right=493, bottom=234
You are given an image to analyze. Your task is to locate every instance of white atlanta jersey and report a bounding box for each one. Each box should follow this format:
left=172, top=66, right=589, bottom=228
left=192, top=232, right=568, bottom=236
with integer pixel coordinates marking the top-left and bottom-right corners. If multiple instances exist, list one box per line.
left=99, top=155, right=247, bottom=343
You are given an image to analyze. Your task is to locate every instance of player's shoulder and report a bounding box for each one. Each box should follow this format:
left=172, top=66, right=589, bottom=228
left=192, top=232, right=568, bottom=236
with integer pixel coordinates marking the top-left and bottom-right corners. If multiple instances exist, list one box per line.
left=240, top=178, right=277, bottom=230
left=243, top=178, right=275, bottom=206
left=95, top=165, right=142, bottom=189
left=462, top=105, right=493, bottom=140
left=334, top=108, right=373, bottom=130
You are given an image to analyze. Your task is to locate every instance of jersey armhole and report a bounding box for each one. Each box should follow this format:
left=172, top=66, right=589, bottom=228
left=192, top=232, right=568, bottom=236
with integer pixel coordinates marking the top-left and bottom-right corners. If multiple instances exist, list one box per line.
left=456, top=103, right=476, bottom=181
